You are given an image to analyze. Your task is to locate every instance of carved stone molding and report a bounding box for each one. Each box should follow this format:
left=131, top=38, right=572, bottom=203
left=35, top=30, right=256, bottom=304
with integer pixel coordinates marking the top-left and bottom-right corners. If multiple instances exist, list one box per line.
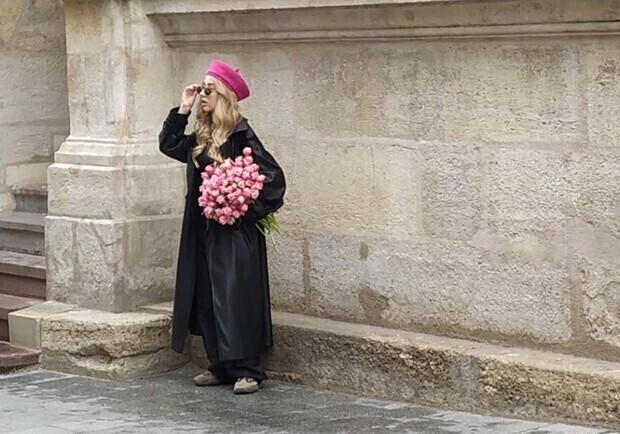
left=146, top=0, right=620, bottom=46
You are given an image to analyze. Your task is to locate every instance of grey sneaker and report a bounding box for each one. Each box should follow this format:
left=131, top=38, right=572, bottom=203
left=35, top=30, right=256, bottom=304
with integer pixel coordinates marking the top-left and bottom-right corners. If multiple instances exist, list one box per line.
left=233, top=377, right=259, bottom=394
left=193, top=371, right=221, bottom=387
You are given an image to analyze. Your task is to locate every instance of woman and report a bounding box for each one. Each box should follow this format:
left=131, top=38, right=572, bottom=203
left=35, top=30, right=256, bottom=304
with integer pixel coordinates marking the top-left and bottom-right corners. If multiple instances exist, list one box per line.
left=158, top=60, right=286, bottom=394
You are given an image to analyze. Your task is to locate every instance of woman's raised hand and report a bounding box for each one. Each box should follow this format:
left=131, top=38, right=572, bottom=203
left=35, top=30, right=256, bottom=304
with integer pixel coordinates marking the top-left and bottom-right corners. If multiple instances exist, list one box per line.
left=178, top=84, right=200, bottom=114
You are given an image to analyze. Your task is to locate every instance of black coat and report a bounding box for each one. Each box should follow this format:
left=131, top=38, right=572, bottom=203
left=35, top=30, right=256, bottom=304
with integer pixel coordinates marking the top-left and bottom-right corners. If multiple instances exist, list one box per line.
left=158, top=108, right=286, bottom=359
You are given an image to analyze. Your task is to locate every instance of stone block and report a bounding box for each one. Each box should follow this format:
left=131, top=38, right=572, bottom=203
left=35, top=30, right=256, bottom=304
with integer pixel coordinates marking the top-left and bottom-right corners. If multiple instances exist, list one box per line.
left=6, top=163, right=51, bottom=189
left=584, top=42, right=620, bottom=150
left=0, top=52, right=69, bottom=125
left=0, top=192, right=15, bottom=214
left=0, top=0, right=66, bottom=52
left=41, top=309, right=173, bottom=358
left=45, top=217, right=76, bottom=304
left=123, top=163, right=186, bottom=217
left=267, top=233, right=305, bottom=312
left=287, top=140, right=423, bottom=238
left=487, top=149, right=576, bottom=235
left=422, top=145, right=482, bottom=240
left=47, top=216, right=180, bottom=312
left=581, top=260, right=620, bottom=349
left=574, top=154, right=620, bottom=239
left=120, top=217, right=180, bottom=308
left=487, top=150, right=620, bottom=237
left=0, top=123, right=64, bottom=166
left=307, top=232, right=571, bottom=343
left=65, top=51, right=129, bottom=138
left=8, top=301, right=76, bottom=350
left=48, top=163, right=125, bottom=219
left=41, top=347, right=188, bottom=380
left=46, top=217, right=123, bottom=311
left=435, top=42, right=582, bottom=145
left=477, top=355, right=620, bottom=426
left=129, top=51, right=176, bottom=134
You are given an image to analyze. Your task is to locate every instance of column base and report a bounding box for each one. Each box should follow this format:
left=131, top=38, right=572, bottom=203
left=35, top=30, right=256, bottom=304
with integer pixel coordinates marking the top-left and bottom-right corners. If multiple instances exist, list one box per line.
left=15, top=301, right=190, bottom=380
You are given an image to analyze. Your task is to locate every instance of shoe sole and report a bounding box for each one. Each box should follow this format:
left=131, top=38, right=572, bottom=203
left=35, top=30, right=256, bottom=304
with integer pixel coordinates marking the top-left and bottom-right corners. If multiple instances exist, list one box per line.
left=233, top=383, right=260, bottom=394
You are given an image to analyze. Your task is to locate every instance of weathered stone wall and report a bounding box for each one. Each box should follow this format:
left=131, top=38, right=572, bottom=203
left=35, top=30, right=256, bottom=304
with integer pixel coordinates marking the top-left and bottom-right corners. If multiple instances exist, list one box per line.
left=151, top=0, right=620, bottom=361
left=48, top=0, right=619, bottom=363
left=0, top=0, right=69, bottom=210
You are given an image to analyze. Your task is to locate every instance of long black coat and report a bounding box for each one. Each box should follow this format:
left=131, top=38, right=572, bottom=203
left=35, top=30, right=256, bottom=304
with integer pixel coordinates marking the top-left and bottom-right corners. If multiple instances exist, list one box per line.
left=158, top=108, right=286, bottom=359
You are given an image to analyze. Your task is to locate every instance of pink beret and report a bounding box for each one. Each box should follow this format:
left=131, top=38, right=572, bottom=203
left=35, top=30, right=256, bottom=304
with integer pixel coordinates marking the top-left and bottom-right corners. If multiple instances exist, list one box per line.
left=205, top=60, right=250, bottom=102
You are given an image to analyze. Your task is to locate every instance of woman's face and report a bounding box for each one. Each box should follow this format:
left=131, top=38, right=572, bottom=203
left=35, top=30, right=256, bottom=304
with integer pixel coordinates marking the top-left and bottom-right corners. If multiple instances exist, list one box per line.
left=200, top=76, right=219, bottom=113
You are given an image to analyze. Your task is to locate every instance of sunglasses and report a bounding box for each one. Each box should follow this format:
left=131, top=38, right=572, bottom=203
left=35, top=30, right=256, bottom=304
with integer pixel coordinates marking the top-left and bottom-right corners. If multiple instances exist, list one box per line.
left=195, top=85, right=216, bottom=96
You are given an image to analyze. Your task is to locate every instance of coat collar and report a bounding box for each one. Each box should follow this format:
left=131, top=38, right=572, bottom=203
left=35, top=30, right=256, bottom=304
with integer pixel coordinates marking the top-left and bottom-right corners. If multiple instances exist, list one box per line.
left=229, top=117, right=249, bottom=136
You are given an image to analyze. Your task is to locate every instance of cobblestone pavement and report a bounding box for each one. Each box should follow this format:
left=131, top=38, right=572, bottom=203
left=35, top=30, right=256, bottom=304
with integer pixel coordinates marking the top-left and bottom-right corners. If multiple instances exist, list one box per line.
left=1, top=368, right=617, bottom=433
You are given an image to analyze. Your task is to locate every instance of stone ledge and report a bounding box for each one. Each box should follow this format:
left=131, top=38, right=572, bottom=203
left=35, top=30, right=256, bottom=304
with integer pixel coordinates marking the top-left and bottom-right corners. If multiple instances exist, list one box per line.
left=41, top=309, right=173, bottom=358
left=9, top=301, right=76, bottom=349
left=148, top=0, right=620, bottom=46
left=265, top=312, right=620, bottom=429
left=39, top=304, right=189, bottom=379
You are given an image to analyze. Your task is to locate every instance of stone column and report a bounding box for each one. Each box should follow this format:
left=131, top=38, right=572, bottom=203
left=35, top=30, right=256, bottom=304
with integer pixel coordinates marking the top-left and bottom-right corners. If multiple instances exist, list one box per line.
left=47, top=0, right=183, bottom=312
left=39, top=0, right=188, bottom=377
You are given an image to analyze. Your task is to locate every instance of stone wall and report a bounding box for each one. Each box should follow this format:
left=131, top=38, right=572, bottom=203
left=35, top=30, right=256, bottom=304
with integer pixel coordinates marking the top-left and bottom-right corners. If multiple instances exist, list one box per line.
left=150, top=0, right=620, bottom=361
left=0, top=0, right=69, bottom=210
left=49, top=0, right=620, bottom=362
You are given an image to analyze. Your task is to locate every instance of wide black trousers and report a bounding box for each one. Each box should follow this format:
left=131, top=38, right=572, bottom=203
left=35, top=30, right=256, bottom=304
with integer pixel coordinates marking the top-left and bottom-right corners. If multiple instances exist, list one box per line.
left=190, top=221, right=266, bottom=383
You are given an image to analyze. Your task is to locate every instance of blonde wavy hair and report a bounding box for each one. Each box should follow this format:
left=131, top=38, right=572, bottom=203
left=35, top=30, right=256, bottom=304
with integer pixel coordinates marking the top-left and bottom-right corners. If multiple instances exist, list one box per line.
left=192, top=77, right=241, bottom=167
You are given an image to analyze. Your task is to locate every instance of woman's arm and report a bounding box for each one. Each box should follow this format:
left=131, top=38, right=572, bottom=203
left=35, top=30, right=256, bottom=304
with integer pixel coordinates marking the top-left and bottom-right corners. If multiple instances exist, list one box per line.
left=159, top=84, right=200, bottom=163
left=244, top=129, right=286, bottom=222
left=158, top=108, right=195, bottom=163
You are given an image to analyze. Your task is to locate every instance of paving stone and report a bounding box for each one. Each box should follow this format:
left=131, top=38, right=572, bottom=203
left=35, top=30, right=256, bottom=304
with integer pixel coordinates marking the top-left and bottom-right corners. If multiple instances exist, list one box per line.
left=0, top=368, right=614, bottom=434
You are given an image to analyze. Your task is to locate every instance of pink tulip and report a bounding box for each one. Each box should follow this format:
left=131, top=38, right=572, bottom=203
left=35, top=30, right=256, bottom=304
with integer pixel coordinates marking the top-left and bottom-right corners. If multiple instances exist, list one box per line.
left=241, top=204, right=249, bottom=212
left=250, top=190, right=259, bottom=200
left=238, top=196, right=245, bottom=204
left=233, top=210, right=241, bottom=219
left=243, top=147, right=252, bottom=156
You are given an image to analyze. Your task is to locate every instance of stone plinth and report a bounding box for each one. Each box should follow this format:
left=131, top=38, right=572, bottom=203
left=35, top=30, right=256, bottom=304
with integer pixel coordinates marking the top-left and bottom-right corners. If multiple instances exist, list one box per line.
left=37, top=302, right=189, bottom=379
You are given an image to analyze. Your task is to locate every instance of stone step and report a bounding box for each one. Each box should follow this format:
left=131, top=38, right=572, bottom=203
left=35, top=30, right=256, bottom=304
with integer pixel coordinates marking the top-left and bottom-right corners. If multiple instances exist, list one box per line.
left=0, top=294, right=40, bottom=321
left=265, top=312, right=620, bottom=430
left=12, top=185, right=48, bottom=214
left=0, top=341, right=39, bottom=372
left=0, top=294, right=41, bottom=341
left=0, top=211, right=45, bottom=256
left=0, top=251, right=46, bottom=300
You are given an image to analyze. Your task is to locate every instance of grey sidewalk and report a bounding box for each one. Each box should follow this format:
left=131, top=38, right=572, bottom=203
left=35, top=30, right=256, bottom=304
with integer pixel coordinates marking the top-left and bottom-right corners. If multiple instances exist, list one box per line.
left=0, top=368, right=616, bottom=434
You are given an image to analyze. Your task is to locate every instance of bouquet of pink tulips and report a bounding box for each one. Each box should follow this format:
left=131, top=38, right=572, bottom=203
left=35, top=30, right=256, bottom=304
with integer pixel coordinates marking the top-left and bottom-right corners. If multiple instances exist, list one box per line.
left=198, top=147, right=279, bottom=249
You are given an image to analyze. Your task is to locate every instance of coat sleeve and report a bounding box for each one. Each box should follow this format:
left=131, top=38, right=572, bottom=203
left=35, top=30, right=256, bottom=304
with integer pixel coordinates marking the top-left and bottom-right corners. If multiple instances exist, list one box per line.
left=158, top=107, right=195, bottom=163
left=243, top=129, right=286, bottom=223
